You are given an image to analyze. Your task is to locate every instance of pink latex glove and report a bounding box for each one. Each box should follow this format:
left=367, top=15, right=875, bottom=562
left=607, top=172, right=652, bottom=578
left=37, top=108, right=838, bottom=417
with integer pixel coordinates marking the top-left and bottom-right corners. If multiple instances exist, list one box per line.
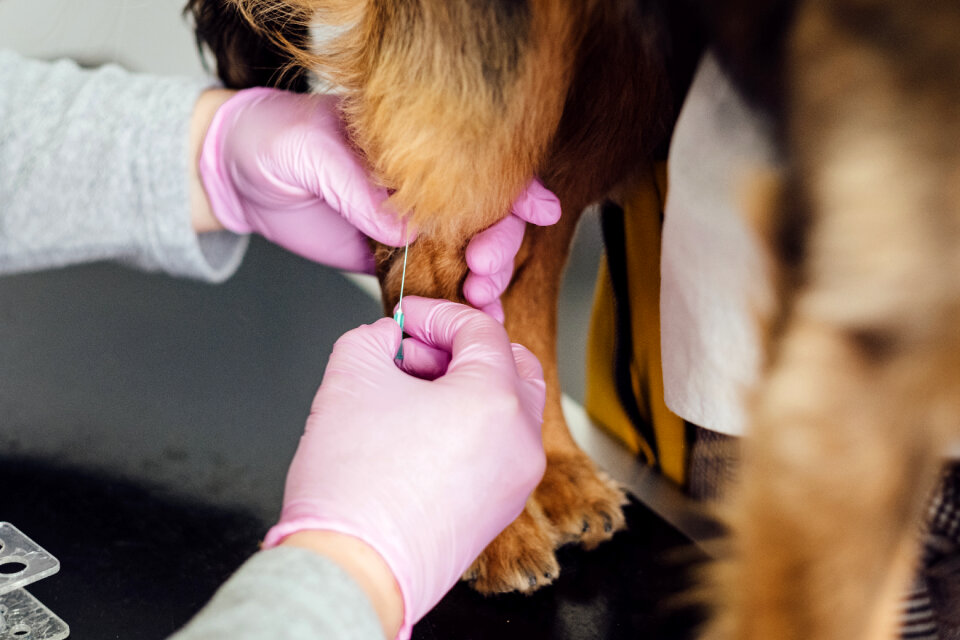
left=263, top=296, right=547, bottom=639
left=200, top=87, right=412, bottom=273
left=463, top=179, right=561, bottom=322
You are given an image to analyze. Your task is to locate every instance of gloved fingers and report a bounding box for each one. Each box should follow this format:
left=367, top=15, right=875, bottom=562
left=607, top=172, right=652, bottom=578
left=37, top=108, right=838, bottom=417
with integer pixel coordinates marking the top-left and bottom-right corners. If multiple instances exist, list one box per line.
left=512, top=179, right=562, bottom=226
left=510, top=343, right=544, bottom=384
left=465, top=214, right=525, bottom=276
left=479, top=300, right=505, bottom=324
left=398, top=337, right=452, bottom=380
left=336, top=185, right=416, bottom=249
left=462, top=262, right=513, bottom=308
left=275, top=92, right=413, bottom=249
left=307, top=219, right=376, bottom=274
left=327, top=317, right=403, bottom=375
left=311, top=141, right=415, bottom=248
left=511, top=343, right=547, bottom=425
left=506, top=343, right=548, bottom=491
left=256, top=204, right=377, bottom=274
left=397, top=296, right=515, bottom=375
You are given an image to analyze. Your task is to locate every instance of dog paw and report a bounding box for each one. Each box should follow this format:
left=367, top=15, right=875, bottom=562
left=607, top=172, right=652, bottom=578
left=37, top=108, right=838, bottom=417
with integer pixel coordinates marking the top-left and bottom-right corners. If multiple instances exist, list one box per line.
left=463, top=497, right=561, bottom=594
left=535, top=451, right=628, bottom=549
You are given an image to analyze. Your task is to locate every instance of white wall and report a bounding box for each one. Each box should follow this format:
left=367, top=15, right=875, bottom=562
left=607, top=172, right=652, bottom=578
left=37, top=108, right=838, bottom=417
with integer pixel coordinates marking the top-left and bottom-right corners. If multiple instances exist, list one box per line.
left=0, top=0, right=207, bottom=76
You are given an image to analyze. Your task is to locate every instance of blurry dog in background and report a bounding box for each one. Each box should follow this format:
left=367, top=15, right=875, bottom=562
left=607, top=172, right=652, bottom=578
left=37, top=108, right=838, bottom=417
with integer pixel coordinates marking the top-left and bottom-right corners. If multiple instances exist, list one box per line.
left=187, top=0, right=960, bottom=637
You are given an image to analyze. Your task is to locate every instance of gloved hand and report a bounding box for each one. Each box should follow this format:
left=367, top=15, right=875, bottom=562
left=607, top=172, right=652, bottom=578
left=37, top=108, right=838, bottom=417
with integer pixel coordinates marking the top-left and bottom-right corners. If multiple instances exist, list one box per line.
left=462, top=179, right=561, bottom=322
left=199, top=87, right=411, bottom=273
left=263, top=296, right=547, bottom=640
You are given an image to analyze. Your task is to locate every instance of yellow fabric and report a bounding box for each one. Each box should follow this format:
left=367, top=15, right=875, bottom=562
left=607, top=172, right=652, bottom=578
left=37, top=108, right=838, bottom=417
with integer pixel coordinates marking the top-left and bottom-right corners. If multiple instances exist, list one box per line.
left=584, top=164, right=688, bottom=486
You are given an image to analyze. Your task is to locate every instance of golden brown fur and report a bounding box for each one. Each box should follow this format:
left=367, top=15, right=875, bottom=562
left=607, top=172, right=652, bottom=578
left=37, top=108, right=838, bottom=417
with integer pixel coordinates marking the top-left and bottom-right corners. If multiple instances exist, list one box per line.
left=232, top=0, right=579, bottom=241
left=187, top=0, right=960, bottom=635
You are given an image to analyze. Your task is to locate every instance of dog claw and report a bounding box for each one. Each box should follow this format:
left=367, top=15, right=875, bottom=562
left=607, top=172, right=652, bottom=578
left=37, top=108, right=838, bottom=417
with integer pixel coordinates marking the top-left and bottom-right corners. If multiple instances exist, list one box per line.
left=581, top=519, right=590, bottom=533
left=602, top=513, right=613, bottom=533
left=528, top=573, right=537, bottom=588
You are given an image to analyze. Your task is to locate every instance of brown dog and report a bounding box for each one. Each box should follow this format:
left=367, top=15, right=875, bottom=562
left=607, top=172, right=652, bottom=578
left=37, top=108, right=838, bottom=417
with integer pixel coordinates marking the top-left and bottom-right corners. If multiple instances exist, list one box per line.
left=187, top=0, right=702, bottom=595
left=187, top=0, right=960, bottom=637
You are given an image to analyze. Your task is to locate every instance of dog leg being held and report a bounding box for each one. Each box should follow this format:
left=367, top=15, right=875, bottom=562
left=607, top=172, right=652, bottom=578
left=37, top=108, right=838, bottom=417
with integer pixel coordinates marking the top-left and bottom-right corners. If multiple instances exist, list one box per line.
left=372, top=226, right=575, bottom=595
left=466, top=204, right=629, bottom=592
left=371, top=202, right=628, bottom=593
left=505, top=211, right=629, bottom=551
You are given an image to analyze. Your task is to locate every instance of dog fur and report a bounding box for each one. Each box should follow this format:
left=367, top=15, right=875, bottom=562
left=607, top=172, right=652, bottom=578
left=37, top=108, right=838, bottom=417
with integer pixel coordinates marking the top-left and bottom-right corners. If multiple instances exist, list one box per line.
left=702, top=2, right=960, bottom=638
left=187, top=0, right=960, bottom=636
left=186, top=0, right=702, bottom=595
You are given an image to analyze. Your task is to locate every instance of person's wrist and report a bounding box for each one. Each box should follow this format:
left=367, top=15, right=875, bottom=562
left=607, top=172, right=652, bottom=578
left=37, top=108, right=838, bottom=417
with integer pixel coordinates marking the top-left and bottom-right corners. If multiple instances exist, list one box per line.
left=189, top=88, right=236, bottom=234
left=280, top=530, right=404, bottom=639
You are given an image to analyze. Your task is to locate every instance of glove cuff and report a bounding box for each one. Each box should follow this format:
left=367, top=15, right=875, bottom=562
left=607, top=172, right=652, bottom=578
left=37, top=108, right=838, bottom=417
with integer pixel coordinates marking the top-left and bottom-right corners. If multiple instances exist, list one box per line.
left=264, top=518, right=416, bottom=640
left=198, top=87, right=279, bottom=235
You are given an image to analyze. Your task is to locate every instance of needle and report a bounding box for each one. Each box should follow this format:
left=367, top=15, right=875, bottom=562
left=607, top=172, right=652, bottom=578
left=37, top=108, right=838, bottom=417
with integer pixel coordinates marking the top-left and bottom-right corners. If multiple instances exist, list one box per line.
left=393, top=236, right=409, bottom=360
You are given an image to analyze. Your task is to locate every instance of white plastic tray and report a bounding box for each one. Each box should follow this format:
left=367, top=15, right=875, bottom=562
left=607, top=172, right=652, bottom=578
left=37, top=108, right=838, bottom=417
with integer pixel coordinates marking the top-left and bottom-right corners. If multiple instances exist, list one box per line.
left=0, top=524, right=69, bottom=640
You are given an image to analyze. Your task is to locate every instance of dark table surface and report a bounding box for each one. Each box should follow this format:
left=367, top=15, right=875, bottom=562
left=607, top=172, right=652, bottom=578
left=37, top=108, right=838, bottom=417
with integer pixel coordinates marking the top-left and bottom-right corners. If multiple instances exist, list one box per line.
left=0, top=456, right=705, bottom=640
left=0, top=228, right=704, bottom=639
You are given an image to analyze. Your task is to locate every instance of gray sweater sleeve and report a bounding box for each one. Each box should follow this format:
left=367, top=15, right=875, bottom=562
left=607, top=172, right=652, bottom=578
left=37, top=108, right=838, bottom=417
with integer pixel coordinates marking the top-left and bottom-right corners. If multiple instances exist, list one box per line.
left=0, top=49, right=247, bottom=282
left=170, top=547, right=386, bottom=640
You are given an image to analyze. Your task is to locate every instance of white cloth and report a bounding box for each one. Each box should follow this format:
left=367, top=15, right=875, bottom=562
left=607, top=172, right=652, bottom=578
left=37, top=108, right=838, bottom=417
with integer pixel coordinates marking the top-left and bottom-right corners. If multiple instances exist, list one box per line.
left=660, top=54, right=778, bottom=436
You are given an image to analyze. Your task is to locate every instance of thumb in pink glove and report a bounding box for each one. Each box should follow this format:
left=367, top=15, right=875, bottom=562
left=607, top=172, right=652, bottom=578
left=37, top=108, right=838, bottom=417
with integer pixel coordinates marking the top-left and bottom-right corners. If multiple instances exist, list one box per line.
left=463, top=179, right=561, bottom=322
left=200, top=87, right=413, bottom=273
left=263, top=296, right=547, bottom=639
